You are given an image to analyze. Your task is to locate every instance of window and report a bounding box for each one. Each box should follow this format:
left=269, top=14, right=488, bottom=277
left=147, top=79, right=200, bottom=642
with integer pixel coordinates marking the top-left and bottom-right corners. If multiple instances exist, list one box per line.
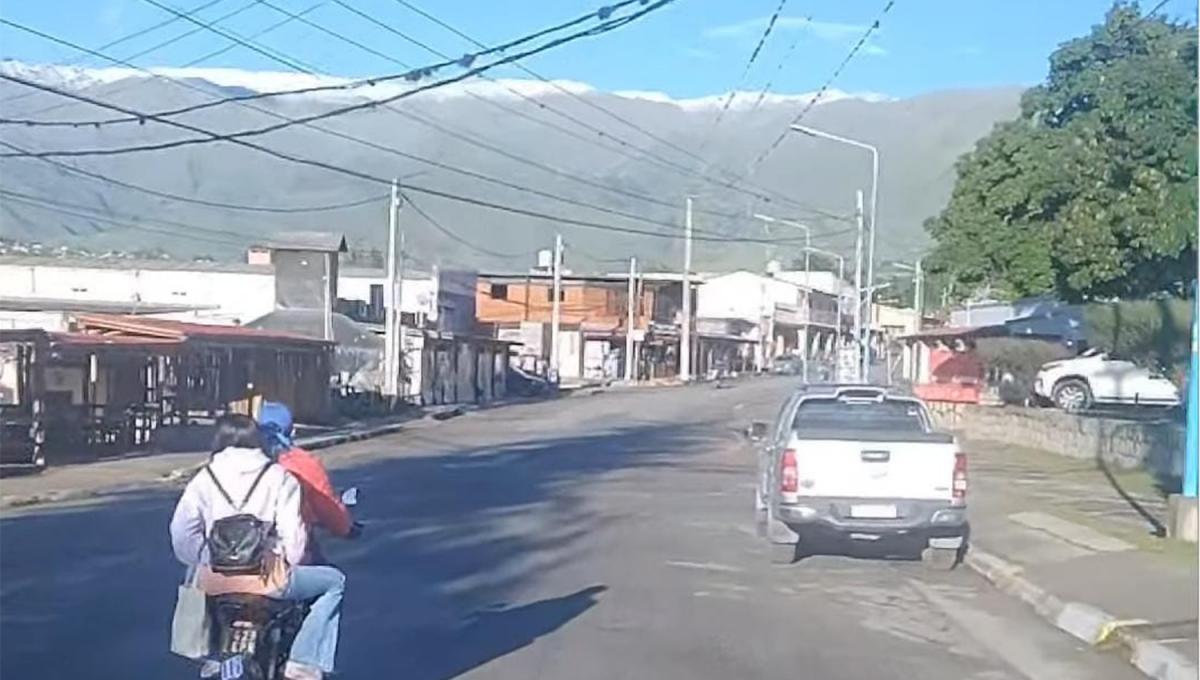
left=792, top=397, right=927, bottom=434
left=545, top=288, right=565, bottom=302
left=490, top=284, right=509, bottom=300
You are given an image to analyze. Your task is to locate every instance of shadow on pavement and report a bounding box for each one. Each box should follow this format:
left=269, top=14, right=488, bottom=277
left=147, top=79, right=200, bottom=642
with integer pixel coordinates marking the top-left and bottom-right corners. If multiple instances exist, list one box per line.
left=0, top=421, right=711, bottom=679
left=400, top=585, right=608, bottom=680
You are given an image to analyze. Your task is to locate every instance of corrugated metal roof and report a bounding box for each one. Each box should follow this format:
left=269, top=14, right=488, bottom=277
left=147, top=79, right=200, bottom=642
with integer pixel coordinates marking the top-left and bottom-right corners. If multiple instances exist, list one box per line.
left=73, top=314, right=329, bottom=346
left=258, top=231, right=347, bottom=253
left=0, top=297, right=215, bottom=314
left=0, top=255, right=271, bottom=274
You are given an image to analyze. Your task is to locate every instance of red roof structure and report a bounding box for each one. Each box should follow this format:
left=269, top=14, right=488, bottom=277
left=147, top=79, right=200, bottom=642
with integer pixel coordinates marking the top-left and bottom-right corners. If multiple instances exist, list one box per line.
left=72, top=314, right=327, bottom=347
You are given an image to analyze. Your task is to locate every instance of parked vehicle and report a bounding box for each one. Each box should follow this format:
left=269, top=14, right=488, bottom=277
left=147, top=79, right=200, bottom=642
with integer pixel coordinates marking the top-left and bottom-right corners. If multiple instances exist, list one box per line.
left=750, top=386, right=967, bottom=569
left=1032, top=349, right=1180, bottom=412
left=205, top=487, right=360, bottom=680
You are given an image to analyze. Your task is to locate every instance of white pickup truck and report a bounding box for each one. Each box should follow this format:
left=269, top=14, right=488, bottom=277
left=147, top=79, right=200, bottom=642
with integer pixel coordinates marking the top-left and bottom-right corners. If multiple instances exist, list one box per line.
left=752, top=385, right=968, bottom=569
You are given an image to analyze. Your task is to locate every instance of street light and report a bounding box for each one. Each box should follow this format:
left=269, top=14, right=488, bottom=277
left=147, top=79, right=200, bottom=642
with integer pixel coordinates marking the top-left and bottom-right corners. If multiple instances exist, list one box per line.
left=800, top=245, right=846, bottom=346
left=893, top=258, right=925, bottom=332
left=753, top=213, right=811, bottom=285
left=756, top=213, right=813, bottom=382
left=790, top=124, right=879, bottom=381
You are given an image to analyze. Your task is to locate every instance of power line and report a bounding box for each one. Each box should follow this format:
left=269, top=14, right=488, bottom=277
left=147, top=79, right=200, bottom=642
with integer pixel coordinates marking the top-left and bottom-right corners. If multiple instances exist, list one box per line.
left=1, top=140, right=388, bottom=213
left=3, top=6, right=848, bottom=226
left=0, top=190, right=253, bottom=246
left=0, top=0, right=650, bottom=127
left=320, top=0, right=795, bottom=224
left=1, top=74, right=815, bottom=246
left=0, top=6, right=766, bottom=226
left=745, top=23, right=806, bottom=115
left=0, top=16, right=796, bottom=243
left=0, top=2, right=314, bottom=121
left=2, top=1, right=791, bottom=219
left=401, top=192, right=527, bottom=259
left=0, top=4, right=672, bottom=155
left=0, top=0, right=231, bottom=109
left=386, top=0, right=830, bottom=217
left=705, top=0, right=791, bottom=137
left=744, top=0, right=896, bottom=175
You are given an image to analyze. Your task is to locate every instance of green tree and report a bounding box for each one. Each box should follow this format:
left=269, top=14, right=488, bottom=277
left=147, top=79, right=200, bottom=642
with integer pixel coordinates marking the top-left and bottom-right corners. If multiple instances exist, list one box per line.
left=926, top=3, right=1197, bottom=302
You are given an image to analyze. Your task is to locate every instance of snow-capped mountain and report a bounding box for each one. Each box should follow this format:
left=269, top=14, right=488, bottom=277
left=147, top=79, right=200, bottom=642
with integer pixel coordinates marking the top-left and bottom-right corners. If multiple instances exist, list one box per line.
left=0, top=59, right=1023, bottom=268
left=0, top=60, right=889, bottom=110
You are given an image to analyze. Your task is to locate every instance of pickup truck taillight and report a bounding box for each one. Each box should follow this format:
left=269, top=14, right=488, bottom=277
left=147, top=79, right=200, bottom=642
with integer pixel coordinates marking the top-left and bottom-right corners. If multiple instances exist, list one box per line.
left=780, top=449, right=799, bottom=495
left=952, top=452, right=967, bottom=505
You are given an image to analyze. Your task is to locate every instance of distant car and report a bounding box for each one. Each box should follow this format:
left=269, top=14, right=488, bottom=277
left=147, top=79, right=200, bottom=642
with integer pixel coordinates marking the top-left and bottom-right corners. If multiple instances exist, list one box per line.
left=750, top=385, right=968, bottom=569
left=771, top=356, right=803, bottom=375
left=1033, top=349, right=1180, bottom=412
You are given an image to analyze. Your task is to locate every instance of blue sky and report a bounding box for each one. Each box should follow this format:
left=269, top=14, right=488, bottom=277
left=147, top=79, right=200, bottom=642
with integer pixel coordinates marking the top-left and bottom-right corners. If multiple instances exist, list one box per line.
left=1, top=0, right=1194, bottom=99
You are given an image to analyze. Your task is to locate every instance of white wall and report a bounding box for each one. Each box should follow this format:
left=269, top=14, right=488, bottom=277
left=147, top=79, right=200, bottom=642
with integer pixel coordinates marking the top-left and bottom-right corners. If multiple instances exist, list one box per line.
left=0, top=262, right=275, bottom=325
left=697, top=271, right=802, bottom=323
left=339, top=273, right=438, bottom=318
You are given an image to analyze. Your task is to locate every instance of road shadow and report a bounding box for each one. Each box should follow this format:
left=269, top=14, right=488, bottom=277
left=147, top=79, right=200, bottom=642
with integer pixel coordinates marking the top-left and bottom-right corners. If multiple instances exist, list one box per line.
left=0, top=421, right=712, bottom=679
left=401, top=585, right=607, bottom=680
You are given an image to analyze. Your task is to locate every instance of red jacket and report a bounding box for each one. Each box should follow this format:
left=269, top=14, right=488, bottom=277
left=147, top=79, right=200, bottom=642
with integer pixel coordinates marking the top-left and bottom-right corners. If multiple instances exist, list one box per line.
left=278, top=447, right=353, bottom=538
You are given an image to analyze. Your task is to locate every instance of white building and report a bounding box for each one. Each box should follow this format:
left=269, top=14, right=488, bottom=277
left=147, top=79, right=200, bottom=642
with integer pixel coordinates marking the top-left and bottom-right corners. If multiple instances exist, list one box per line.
left=0, top=255, right=457, bottom=331
left=697, top=270, right=844, bottom=370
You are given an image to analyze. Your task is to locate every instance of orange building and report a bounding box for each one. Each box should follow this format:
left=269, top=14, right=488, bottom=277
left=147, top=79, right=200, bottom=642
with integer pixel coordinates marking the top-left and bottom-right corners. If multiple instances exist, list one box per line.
left=476, top=273, right=686, bottom=381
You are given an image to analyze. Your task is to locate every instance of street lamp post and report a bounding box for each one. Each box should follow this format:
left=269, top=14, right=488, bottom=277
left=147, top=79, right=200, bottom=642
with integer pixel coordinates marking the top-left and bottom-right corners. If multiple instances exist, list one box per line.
left=755, top=213, right=812, bottom=381
left=801, top=245, right=846, bottom=347
left=753, top=213, right=811, bottom=286
left=790, top=124, right=879, bottom=382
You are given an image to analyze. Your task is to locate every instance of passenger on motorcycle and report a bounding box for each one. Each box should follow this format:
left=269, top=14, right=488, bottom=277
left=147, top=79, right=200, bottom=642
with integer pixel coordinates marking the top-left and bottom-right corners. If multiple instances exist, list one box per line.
left=169, top=414, right=345, bottom=680
left=258, top=401, right=359, bottom=565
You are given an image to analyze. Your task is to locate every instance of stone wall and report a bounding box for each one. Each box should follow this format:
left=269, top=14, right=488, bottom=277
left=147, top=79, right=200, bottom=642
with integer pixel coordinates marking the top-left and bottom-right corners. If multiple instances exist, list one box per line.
left=927, top=402, right=1184, bottom=478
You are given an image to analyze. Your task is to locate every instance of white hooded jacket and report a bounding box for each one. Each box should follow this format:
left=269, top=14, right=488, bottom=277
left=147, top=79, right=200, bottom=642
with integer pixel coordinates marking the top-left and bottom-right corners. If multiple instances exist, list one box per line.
left=169, top=447, right=307, bottom=568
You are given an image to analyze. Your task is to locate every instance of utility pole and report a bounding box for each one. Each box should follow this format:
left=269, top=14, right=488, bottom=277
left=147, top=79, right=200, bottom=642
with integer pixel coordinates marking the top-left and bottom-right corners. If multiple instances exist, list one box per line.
left=853, top=190, right=865, bottom=382
left=863, top=148, right=880, bottom=382
left=383, top=179, right=401, bottom=399
left=625, top=256, right=637, bottom=383
left=323, top=251, right=333, bottom=342
left=913, top=258, right=924, bottom=332
left=680, top=197, right=694, bottom=382
left=550, top=233, right=563, bottom=382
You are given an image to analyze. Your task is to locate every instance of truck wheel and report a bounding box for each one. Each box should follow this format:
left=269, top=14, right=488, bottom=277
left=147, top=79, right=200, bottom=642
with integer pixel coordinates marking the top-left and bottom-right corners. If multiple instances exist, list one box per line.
left=770, top=543, right=797, bottom=565
left=1052, top=379, right=1092, bottom=412
left=920, top=546, right=959, bottom=571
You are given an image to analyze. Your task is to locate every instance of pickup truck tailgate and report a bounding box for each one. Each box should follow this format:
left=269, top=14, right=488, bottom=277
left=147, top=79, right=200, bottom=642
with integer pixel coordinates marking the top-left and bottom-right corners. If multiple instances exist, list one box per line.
left=788, top=437, right=957, bottom=501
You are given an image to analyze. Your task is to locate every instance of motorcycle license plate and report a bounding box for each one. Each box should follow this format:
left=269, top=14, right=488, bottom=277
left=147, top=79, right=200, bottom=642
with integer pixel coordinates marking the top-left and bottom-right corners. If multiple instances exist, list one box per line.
left=221, top=656, right=247, bottom=680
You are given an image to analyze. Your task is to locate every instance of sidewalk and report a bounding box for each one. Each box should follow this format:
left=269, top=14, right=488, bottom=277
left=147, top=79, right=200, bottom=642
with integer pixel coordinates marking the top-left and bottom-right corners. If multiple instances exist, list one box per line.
left=0, top=388, right=598, bottom=510
left=0, top=410, right=427, bottom=509
left=966, top=438, right=1198, bottom=680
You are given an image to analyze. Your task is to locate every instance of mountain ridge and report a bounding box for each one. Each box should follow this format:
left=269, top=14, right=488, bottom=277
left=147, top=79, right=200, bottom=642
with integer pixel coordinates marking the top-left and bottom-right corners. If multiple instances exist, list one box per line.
left=0, top=62, right=1024, bottom=271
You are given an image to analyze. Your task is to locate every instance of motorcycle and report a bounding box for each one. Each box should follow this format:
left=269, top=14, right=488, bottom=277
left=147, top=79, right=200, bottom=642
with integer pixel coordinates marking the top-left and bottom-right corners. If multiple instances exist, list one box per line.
left=203, top=487, right=359, bottom=680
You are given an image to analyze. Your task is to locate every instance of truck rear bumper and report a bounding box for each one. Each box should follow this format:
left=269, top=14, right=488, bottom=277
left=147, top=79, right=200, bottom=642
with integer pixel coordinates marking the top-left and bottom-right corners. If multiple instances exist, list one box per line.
left=776, top=497, right=967, bottom=542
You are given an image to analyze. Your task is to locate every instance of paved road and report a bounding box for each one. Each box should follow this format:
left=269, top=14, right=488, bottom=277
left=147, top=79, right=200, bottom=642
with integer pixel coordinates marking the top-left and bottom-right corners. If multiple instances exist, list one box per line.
left=0, top=378, right=1140, bottom=679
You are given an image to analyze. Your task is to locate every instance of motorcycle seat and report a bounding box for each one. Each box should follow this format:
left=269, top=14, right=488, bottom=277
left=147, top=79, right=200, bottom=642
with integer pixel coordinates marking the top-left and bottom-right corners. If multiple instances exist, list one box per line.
left=208, top=593, right=303, bottom=621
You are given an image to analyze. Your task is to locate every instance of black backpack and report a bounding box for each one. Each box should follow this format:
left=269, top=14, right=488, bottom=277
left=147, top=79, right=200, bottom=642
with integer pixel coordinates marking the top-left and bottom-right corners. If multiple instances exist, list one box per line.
left=204, top=464, right=275, bottom=575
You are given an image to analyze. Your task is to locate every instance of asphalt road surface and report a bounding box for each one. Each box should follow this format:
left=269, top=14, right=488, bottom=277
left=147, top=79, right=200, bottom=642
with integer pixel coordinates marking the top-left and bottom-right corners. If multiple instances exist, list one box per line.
left=0, top=378, right=1141, bottom=679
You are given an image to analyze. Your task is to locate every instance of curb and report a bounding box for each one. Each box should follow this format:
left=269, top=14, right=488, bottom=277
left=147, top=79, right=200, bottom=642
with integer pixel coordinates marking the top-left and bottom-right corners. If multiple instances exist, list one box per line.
left=965, top=546, right=1197, bottom=680
left=1, top=417, right=419, bottom=510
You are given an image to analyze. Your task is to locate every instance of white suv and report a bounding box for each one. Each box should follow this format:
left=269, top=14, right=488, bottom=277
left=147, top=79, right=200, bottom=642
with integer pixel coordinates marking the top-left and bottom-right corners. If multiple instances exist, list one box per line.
left=1033, top=349, right=1180, bottom=412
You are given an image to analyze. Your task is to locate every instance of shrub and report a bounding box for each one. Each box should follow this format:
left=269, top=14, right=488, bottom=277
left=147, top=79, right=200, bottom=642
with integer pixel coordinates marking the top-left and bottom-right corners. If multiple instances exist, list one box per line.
left=975, top=337, right=1074, bottom=404
left=1083, top=299, right=1193, bottom=381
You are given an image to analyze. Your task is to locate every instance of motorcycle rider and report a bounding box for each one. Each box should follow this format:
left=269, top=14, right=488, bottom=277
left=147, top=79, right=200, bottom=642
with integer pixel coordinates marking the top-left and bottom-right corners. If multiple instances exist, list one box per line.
left=258, top=401, right=359, bottom=565
left=169, top=414, right=344, bottom=680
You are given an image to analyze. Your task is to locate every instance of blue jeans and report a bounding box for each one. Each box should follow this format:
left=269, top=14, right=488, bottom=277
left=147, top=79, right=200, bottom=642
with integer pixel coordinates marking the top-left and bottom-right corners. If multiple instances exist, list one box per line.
left=278, top=565, right=344, bottom=673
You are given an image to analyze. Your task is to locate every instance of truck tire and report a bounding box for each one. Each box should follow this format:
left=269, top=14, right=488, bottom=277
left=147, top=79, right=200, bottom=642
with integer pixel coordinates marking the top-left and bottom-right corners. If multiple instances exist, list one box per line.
left=770, top=542, right=797, bottom=565
left=1052, top=378, right=1093, bottom=412
left=920, top=546, right=959, bottom=571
